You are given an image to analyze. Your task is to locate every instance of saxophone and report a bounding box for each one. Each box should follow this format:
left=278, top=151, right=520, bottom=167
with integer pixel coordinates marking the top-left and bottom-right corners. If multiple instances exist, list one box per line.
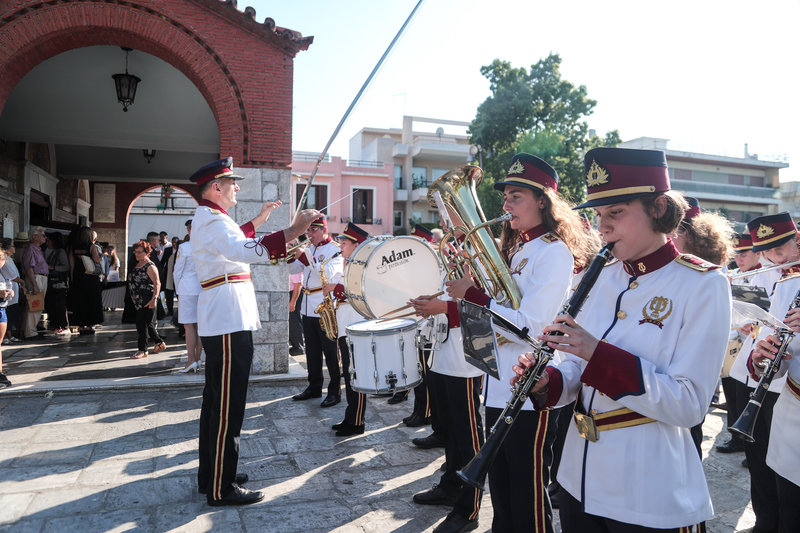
left=315, top=256, right=340, bottom=341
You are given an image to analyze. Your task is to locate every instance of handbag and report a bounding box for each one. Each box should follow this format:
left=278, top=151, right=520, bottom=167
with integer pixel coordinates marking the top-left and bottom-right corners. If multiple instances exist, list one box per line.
left=80, top=255, right=103, bottom=276
left=27, top=290, right=45, bottom=312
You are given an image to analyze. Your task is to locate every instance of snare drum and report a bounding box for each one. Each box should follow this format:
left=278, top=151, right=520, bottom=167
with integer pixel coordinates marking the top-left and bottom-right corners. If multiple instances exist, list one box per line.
left=345, top=235, right=443, bottom=319
left=347, top=318, right=423, bottom=393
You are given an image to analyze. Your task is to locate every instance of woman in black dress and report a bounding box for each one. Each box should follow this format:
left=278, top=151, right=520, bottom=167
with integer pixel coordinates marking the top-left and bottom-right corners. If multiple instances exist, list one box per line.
left=67, top=226, right=104, bottom=334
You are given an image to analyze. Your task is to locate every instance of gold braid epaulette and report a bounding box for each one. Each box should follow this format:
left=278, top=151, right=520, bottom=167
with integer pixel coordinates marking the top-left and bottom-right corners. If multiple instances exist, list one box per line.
left=540, top=232, right=561, bottom=244
left=674, top=253, right=720, bottom=272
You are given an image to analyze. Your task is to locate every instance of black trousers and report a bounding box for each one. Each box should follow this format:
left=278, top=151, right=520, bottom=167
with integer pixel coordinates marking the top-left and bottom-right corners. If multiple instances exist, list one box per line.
left=302, top=315, right=341, bottom=396
left=198, top=331, right=253, bottom=502
left=339, top=336, right=366, bottom=425
left=164, top=289, right=174, bottom=315
left=486, top=406, right=557, bottom=533
left=134, top=307, right=163, bottom=352
left=429, top=371, right=484, bottom=521
left=735, top=386, right=780, bottom=533
left=289, top=291, right=304, bottom=350
left=411, top=345, right=433, bottom=419
left=44, top=287, right=69, bottom=329
left=776, top=473, right=800, bottom=533
left=560, top=489, right=705, bottom=532
left=550, top=404, right=574, bottom=483
left=721, top=376, right=746, bottom=443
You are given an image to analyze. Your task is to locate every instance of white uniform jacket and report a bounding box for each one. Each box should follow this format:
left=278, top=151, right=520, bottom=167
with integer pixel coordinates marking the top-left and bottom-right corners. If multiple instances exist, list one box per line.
left=729, top=266, right=786, bottom=391
left=192, top=200, right=288, bottom=336
left=464, top=225, right=573, bottom=410
left=429, top=294, right=484, bottom=379
left=173, top=241, right=201, bottom=297
left=289, top=238, right=343, bottom=318
left=543, top=241, right=731, bottom=529
left=332, top=282, right=367, bottom=339
left=747, top=274, right=800, bottom=487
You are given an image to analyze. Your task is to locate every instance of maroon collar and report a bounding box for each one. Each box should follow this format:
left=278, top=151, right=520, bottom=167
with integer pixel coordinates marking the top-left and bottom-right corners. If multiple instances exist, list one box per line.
left=314, top=236, right=332, bottom=248
left=200, top=199, right=229, bottom=216
left=782, top=263, right=800, bottom=278
left=622, top=240, right=680, bottom=277
left=519, top=224, right=548, bottom=244
left=750, top=263, right=762, bottom=271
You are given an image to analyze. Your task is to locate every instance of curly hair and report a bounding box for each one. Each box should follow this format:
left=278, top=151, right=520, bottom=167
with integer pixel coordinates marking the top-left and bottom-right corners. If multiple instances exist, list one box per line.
left=133, top=239, right=152, bottom=255
left=499, top=187, right=599, bottom=271
left=677, top=211, right=734, bottom=266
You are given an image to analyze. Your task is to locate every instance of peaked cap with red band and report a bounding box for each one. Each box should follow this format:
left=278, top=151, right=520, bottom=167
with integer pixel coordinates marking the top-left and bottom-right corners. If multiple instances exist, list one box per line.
left=412, top=224, right=434, bottom=242
left=309, top=216, right=327, bottom=230
left=576, top=147, right=670, bottom=209
left=337, top=222, right=369, bottom=244
left=189, top=156, right=244, bottom=187
left=684, top=196, right=701, bottom=220
left=493, top=153, right=558, bottom=193
left=732, top=232, right=753, bottom=253
left=747, top=212, right=797, bottom=252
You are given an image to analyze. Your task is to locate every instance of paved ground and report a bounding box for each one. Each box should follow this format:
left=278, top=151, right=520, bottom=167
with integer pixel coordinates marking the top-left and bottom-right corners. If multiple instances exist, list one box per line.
left=0, top=314, right=757, bottom=532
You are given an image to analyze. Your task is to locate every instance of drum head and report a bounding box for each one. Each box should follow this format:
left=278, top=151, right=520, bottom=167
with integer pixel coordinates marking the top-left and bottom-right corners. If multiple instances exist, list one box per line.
left=347, top=317, right=419, bottom=334
left=347, top=236, right=443, bottom=319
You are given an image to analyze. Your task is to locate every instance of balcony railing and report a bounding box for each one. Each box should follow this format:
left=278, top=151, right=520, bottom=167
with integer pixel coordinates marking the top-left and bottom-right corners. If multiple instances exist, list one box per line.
left=340, top=217, right=383, bottom=225
left=671, top=179, right=779, bottom=200
left=347, top=159, right=384, bottom=169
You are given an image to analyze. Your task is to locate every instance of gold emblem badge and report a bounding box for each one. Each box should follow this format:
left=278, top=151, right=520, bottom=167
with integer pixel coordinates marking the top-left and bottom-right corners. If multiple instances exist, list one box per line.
left=508, top=159, right=525, bottom=175
left=733, top=237, right=740, bottom=247
left=510, top=258, right=529, bottom=276
left=637, top=262, right=646, bottom=273
left=639, top=296, right=673, bottom=329
left=586, top=160, right=610, bottom=187
left=756, top=224, right=775, bottom=239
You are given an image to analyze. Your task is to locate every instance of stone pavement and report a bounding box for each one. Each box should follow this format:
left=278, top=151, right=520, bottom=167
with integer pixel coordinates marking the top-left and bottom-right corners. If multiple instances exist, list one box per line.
left=0, top=315, right=757, bottom=532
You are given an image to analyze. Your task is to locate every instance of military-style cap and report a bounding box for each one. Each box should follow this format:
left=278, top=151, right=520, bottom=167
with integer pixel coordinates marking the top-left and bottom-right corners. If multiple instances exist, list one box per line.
left=493, top=153, right=558, bottom=193
left=576, top=147, right=670, bottom=209
left=189, top=156, right=244, bottom=187
left=309, top=216, right=327, bottom=230
left=412, top=224, right=433, bottom=242
left=747, top=212, right=797, bottom=252
left=732, top=232, right=753, bottom=253
left=337, top=222, right=369, bottom=244
left=684, top=197, right=701, bottom=220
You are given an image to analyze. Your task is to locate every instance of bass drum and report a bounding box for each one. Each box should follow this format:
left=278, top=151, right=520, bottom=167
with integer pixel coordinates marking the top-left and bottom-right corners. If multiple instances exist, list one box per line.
left=347, top=317, right=423, bottom=393
left=345, top=235, right=443, bottom=319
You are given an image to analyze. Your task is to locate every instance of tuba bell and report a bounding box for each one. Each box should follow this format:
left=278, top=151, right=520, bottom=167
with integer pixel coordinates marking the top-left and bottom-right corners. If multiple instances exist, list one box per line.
left=427, top=165, right=522, bottom=309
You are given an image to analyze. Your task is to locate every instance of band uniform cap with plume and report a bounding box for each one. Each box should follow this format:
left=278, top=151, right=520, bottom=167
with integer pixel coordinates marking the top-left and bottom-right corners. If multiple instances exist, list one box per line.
left=530, top=146, right=732, bottom=528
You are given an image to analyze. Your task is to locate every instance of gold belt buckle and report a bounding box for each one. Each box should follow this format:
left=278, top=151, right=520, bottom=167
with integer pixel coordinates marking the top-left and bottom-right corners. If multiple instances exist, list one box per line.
left=574, top=409, right=599, bottom=442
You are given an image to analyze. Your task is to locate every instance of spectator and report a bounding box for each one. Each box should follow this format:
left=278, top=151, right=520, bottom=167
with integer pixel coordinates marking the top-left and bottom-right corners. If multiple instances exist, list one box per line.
left=22, top=227, right=48, bottom=338
left=44, top=233, right=70, bottom=335
left=146, top=232, right=167, bottom=320
left=105, top=245, right=120, bottom=282
left=288, top=243, right=305, bottom=356
left=161, top=238, right=176, bottom=317
left=0, top=238, right=23, bottom=344
left=127, top=239, right=166, bottom=359
left=67, top=226, right=104, bottom=335
left=173, top=220, right=201, bottom=372
left=0, top=247, right=14, bottom=388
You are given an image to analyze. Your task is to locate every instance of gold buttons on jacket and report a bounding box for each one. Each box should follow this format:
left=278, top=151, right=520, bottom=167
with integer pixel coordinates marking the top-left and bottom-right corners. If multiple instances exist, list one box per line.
left=617, top=310, right=627, bottom=320
left=629, top=281, right=639, bottom=289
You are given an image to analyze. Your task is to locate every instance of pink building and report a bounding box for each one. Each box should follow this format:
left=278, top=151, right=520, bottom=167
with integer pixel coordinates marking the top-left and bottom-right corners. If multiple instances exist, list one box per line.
left=291, top=153, right=394, bottom=236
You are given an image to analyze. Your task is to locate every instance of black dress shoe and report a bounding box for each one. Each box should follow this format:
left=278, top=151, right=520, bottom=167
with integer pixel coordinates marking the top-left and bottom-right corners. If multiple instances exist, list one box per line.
left=412, top=433, right=446, bottom=449
left=716, top=439, right=745, bottom=453
left=292, top=388, right=322, bottom=401
left=199, top=473, right=249, bottom=494
left=320, top=395, right=341, bottom=408
left=335, top=423, right=365, bottom=436
left=433, top=512, right=479, bottom=533
left=289, top=346, right=305, bottom=356
left=388, top=391, right=409, bottom=404
left=331, top=420, right=347, bottom=430
left=207, top=483, right=264, bottom=506
left=404, top=412, right=430, bottom=428
left=413, top=484, right=459, bottom=507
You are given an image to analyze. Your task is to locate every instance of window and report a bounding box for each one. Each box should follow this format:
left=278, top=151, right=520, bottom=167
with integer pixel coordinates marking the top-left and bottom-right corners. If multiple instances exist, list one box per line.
left=749, top=176, right=765, bottom=187
left=295, top=183, right=328, bottom=211
left=412, top=167, right=427, bottom=188
left=394, top=210, right=403, bottom=227
left=352, top=188, right=374, bottom=224
left=432, top=168, right=449, bottom=183
left=673, top=168, right=692, bottom=180
left=394, top=165, right=403, bottom=189
left=728, top=174, right=745, bottom=186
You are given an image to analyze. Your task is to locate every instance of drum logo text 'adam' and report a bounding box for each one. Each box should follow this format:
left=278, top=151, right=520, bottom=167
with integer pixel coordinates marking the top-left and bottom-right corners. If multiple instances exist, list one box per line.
left=376, top=248, right=415, bottom=274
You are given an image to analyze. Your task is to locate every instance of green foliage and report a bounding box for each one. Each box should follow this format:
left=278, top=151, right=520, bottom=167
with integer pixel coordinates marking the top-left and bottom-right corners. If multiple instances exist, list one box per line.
left=469, top=54, right=622, bottom=218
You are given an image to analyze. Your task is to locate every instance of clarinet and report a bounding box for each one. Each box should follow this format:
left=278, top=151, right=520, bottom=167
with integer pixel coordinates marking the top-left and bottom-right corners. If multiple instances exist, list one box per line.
left=730, top=287, right=800, bottom=442
left=458, top=243, right=615, bottom=490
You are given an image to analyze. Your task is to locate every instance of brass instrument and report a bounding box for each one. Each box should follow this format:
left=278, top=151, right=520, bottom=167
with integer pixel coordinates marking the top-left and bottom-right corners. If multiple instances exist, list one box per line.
left=728, top=259, right=800, bottom=280
left=427, top=165, right=522, bottom=309
left=730, top=287, right=800, bottom=442
left=458, top=243, right=615, bottom=490
left=315, top=255, right=340, bottom=341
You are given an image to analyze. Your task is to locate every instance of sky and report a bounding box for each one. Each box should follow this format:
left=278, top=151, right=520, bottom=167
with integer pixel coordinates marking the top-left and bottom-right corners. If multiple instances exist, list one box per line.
left=249, top=0, right=800, bottom=179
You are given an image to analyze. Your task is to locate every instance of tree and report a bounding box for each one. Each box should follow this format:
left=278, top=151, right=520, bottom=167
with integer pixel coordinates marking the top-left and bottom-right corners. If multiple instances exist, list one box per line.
left=469, top=54, right=621, bottom=218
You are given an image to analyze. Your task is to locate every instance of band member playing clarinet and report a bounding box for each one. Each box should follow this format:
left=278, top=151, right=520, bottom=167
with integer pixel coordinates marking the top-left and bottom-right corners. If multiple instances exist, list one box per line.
left=514, top=147, right=731, bottom=532
left=447, top=153, right=594, bottom=533
left=750, top=267, right=800, bottom=533
left=326, top=222, right=370, bottom=436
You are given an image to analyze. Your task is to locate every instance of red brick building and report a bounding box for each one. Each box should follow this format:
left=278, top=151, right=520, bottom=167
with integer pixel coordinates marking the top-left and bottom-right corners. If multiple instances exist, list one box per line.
left=0, top=0, right=312, bottom=373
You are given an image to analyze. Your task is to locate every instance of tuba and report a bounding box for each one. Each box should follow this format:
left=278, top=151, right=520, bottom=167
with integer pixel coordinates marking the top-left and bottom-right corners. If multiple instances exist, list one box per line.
left=427, top=165, right=522, bottom=309
left=315, top=256, right=340, bottom=341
